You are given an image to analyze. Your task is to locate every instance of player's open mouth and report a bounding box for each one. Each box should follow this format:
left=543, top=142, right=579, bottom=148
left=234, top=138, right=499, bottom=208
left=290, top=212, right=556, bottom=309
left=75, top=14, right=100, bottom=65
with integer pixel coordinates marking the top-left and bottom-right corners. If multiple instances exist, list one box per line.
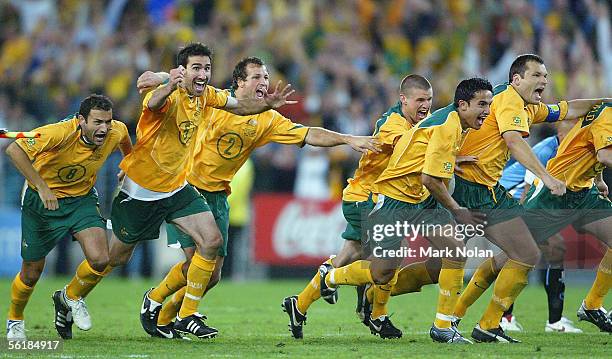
left=255, top=87, right=267, bottom=98
left=94, top=133, right=107, bottom=141
left=534, top=87, right=544, bottom=99
left=194, top=80, right=206, bottom=92
left=417, top=109, right=428, bottom=119
left=477, top=114, right=487, bottom=126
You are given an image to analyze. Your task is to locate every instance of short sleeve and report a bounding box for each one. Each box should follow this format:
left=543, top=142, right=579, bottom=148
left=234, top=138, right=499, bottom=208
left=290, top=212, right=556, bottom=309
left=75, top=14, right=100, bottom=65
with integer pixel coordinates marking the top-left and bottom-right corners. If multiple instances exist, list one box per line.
left=15, top=122, right=71, bottom=160
left=265, top=112, right=309, bottom=145
left=530, top=101, right=569, bottom=125
left=422, top=121, right=460, bottom=179
left=142, top=85, right=175, bottom=113
left=376, top=115, right=408, bottom=146
left=589, top=108, right=612, bottom=151
left=496, top=95, right=530, bottom=137
left=205, top=85, right=229, bottom=109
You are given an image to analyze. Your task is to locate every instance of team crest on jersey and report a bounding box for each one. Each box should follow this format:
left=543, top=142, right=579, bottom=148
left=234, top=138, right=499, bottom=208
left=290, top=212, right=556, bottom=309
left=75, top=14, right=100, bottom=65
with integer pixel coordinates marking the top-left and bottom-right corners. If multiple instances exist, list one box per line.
left=512, top=117, right=522, bottom=126
left=26, top=138, right=36, bottom=146
left=243, top=119, right=257, bottom=138
left=178, top=121, right=197, bottom=145
left=442, top=162, right=453, bottom=173
left=606, top=136, right=612, bottom=144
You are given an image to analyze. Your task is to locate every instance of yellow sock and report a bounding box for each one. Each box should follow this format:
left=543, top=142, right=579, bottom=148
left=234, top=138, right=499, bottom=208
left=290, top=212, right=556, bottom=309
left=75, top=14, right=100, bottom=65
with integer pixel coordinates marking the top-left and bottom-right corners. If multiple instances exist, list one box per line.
left=8, top=273, right=34, bottom=320
left=391, top=261, right=435, bottom=296
left=158, top=287, right=186, bottom=326
left=585, top=249, right=612, bottom=309
left=371, top=270, right=398, bottom=319
left=66, top=260, right=106, bottom=300
left=178, top=252, right=215, bottom=319
left=326, top=260, right=373, bottom=287
left=150, top=261, right=187, bottom=303
left=82, top=265, right=113, bottom=298
left=296, top=259, right=332, bottom=314
left=433, top=259, right=465, bottom=329
left=479, top=259, right=532, bottom=330
left=453, top=257, right=498, bottom=318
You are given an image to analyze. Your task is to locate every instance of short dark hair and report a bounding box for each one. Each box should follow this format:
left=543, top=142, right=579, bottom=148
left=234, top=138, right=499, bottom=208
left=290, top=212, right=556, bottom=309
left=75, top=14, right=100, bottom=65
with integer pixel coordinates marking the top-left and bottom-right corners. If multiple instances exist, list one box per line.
left=509, top=54, right=544, bottom=82
left=231, top=57, right=265, bottom=90
left=399, top=74, right=431, bottom=95
left=79, top=94, right=113, bottom=119
left=454, top=78, right=493, bottom=107
left=177, top=42, right=213, bottom=67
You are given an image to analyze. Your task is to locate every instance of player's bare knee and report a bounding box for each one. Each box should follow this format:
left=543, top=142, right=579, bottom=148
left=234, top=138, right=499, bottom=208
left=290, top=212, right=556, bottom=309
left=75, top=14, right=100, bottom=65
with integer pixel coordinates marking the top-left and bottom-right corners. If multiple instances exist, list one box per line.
left=87, top=255, right=109, bottom=272
left=371, top=269, right=394, bottom=285
left=21, top=266, right=43, bottom=286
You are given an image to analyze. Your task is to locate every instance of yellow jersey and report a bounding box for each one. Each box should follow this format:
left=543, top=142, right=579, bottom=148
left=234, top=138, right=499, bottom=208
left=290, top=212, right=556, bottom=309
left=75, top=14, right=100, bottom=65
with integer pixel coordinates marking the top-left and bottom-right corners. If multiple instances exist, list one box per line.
left=374, top=104, right=465, bottom=204
left=547, top=103, right=612, bottom=191
left=458, top=83, right=568, bottom=187
left=342, top=102, right=413, bottom=202
left=15, top=116, right=130, bottom=198
left=120, top=85, right=228, bottom=192
left=188, top=90, right=309, bottom=193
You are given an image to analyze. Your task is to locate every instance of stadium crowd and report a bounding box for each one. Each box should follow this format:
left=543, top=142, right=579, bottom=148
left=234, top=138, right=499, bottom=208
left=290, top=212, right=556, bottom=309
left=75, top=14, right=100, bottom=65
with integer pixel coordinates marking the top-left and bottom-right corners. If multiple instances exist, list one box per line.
left=0, top=0, right=611, bottom=204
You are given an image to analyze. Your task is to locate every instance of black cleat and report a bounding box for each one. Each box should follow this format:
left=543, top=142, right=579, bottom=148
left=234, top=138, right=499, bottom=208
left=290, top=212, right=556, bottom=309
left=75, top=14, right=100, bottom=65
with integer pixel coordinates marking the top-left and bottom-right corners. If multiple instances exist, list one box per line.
left=153, top=322, right=189, bottom=340
left=471, top=324, right=520, bottom=343
left=577, top=301, right=612, bottom=333
left=430, top=324, right=472, bottom=344
left=173, top=313, right=218, bottom=339
left=282, top=296, right=307, bottom=339
left=355, top=284, right=372, bottom=327
left=140, top=288, right=162, bottom=337
left=318, top=263, right=338, bottom=304
left=52, top=290, right=73, bottom=340
left=368, top=315, right=402, bottom=339
left=451, top=316, right=461, bottom=329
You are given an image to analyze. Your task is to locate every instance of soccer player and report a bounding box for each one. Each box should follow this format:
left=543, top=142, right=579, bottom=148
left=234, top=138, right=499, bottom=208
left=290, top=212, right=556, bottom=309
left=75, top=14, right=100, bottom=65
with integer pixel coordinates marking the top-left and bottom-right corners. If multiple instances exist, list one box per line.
left=497, top=120, right=581, bottom=333
left=523, top=102, right=612, bottom=332
left=5, top=94, right=132, bottom=340
left=283, top=74, right=436, bottom=339
left=133, top=56, right=380, bottom=339
left=105, top=43, right=295, bottom=339
left=450, top=54, right=610, bottom=343
left=312, top=78, right=492, bottom=343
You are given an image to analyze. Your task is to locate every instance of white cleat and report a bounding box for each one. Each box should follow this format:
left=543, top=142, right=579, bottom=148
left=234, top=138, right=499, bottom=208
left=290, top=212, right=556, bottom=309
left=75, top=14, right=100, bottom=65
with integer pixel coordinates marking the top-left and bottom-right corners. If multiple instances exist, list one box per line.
left=545, top=317, right=583, bottom=333
left=62, top=288, right=92, bottom=331
left=6, top=320, right=26, bottom=340
left=499, top=315, right=523, bottom=332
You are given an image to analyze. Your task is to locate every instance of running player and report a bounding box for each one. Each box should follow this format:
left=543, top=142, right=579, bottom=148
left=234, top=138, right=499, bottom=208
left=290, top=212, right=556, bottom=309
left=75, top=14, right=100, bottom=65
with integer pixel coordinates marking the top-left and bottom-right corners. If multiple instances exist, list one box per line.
left=283, top=74, right=435, bottom=339
left=310, top=78, right=492, bottom=343
left=105, top=43, right=295, bottom=339
left=5, top=94, right=131, bottom=340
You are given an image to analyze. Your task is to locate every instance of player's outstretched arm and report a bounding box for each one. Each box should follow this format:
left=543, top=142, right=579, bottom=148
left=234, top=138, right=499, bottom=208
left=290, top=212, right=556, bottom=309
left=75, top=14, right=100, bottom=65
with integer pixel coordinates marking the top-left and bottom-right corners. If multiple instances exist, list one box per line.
left=421, top=173, right=486, bottom=226
left=304, top=127, right=381, bottom=153
left=564, top=98, right=612, bottom=120
left=147, top=66, right=185, bottom=111
left=503, top=130, right=566, bottom=196
left=223, top=81, right=297, bottom=116
left=5, top=143, right=58, bottom=210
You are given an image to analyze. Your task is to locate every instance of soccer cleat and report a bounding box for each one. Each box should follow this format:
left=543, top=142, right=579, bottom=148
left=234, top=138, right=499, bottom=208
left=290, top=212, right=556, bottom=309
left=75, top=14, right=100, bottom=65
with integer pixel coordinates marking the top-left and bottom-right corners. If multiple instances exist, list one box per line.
left=545, top=317, right=583, bottom=333
left=140, top=288, right=162, bottom=336
left=52, top=290, right=73, bottom=339
left=318, top=263, right=338, bottom=304
left=6, top=320, right=26, bottom=340
left=499, top=314, right=523, bottom=332
left=355, top=284, right=372, bottom=327
left=471, top=324, right=520, bottom=343
left=281, top=296, right=307, bottom=339
left=451, top=316, right=462, bottom=328
left=430, top=324, right=473, bottom=344
left=62, top=287, right=91, bottom=331
left=153, top=322, right=189, bottom=340
left=173, top=313, right=218, bottom=338
left=577, top=301, right=612, bottom=333
left=368, top=315, right=402, bottom=339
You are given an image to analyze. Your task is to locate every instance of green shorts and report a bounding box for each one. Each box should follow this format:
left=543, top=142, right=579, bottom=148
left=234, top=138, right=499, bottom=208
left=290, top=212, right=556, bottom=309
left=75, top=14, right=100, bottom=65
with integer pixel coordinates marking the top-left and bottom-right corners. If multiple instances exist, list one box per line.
left=452, top=176, right=525, bottom=226
left=341, top=198, right=375, bottom=242
left=167, top=189, right=229, bottom=257
left=110, top=184, right=210, bottom=244
left=523, top=185, right=612, bottom=243
left=21, top=187, right=106, bottom=261
left=365, top=195, right=453, bottom=251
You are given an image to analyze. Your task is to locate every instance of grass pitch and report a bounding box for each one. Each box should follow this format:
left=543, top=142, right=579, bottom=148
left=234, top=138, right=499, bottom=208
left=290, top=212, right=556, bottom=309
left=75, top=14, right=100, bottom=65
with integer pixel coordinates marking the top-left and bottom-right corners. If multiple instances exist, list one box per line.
left=0, top=277, right=610, bottom=358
